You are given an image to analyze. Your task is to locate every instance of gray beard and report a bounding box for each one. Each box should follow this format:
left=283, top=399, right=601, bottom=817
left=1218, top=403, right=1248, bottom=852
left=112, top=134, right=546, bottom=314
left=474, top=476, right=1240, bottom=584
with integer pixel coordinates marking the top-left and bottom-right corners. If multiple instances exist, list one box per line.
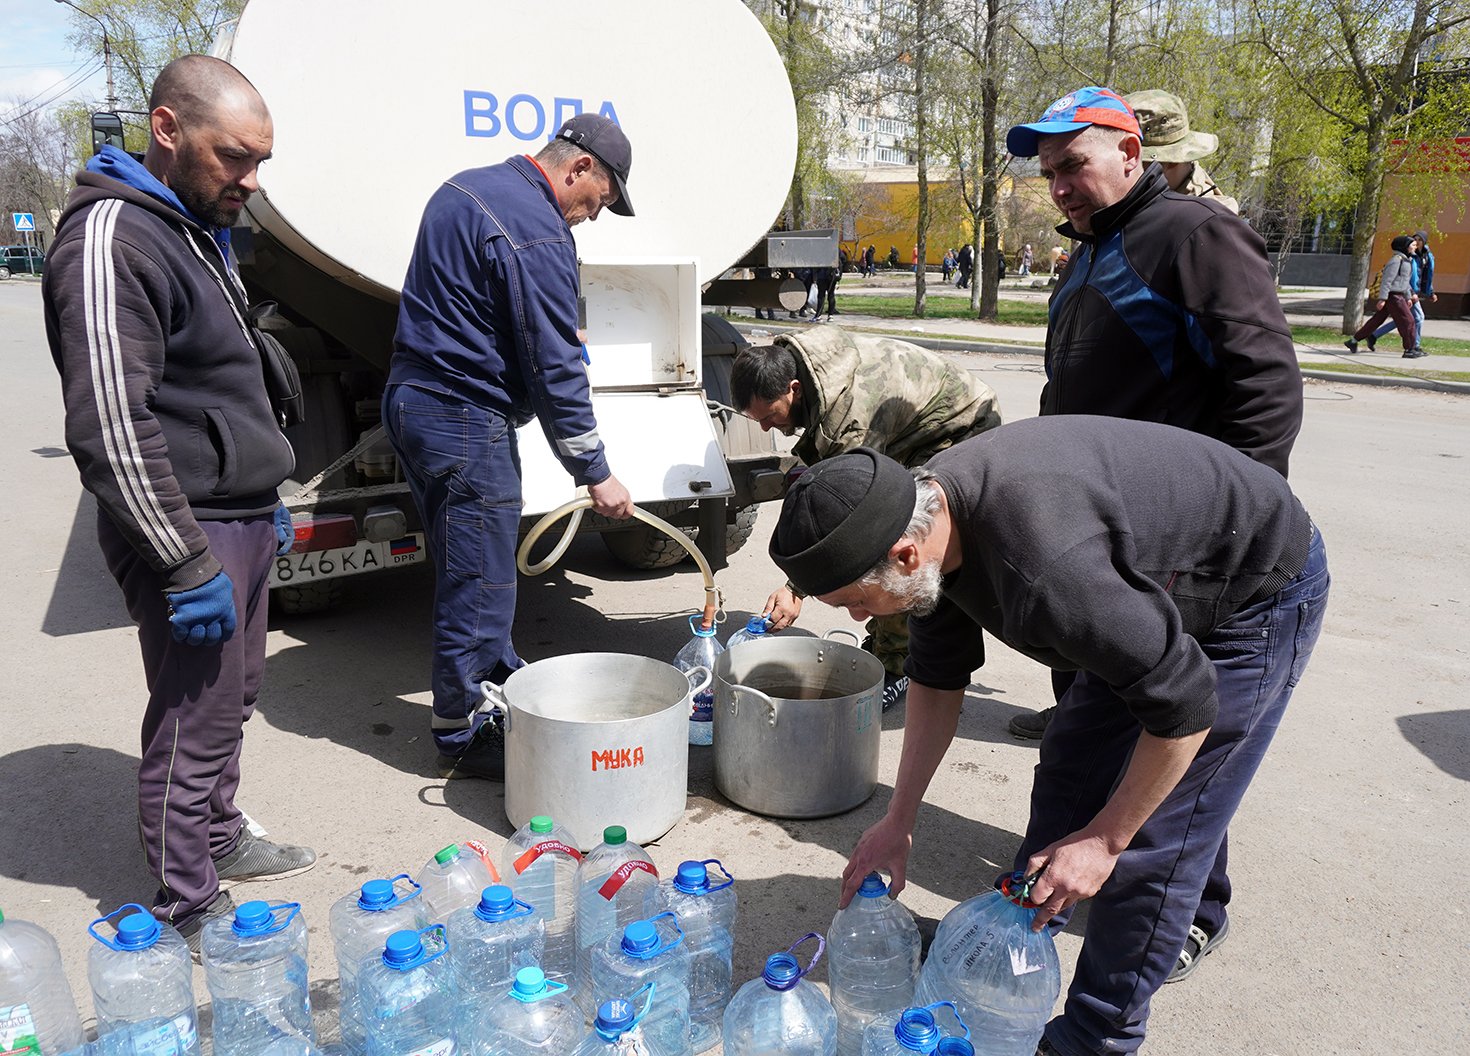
left=876, top=558, right=944, bottom=617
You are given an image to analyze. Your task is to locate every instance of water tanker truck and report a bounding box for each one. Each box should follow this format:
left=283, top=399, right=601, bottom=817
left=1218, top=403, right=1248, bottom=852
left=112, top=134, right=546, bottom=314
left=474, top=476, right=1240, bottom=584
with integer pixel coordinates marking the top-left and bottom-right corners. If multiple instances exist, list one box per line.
left=158, top=0, right=817, bottom=611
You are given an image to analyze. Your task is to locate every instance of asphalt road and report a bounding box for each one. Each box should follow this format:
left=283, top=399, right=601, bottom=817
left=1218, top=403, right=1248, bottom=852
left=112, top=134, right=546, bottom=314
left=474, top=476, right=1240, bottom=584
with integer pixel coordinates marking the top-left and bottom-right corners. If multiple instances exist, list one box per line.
left=3, top=277, right=1467, bottom=1055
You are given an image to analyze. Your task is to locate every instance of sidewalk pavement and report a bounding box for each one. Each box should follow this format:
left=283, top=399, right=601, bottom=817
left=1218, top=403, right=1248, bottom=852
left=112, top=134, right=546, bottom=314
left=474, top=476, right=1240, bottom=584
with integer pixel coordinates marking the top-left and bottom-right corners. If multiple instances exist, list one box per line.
left=735, top=276, right=1469, bottom=394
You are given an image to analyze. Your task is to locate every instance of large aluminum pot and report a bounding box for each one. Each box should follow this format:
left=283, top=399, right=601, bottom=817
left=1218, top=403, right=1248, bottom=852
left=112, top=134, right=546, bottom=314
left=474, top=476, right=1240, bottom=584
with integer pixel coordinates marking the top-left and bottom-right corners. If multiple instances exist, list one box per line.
left=713, top=630, right=884, bottom=818
left=480, top=654, right=709, bottom=851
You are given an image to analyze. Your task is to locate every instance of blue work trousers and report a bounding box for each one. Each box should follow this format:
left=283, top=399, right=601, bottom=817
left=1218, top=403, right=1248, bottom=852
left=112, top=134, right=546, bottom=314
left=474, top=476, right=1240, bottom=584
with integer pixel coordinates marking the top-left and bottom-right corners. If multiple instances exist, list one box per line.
left=383, top=383, right=525, bottom=754
left=1020, top=528, right=1330, bottom=1055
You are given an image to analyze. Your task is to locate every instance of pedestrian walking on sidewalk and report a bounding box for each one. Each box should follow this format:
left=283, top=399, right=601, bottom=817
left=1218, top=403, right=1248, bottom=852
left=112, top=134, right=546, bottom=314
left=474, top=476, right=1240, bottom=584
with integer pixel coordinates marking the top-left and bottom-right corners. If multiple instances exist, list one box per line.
left=1346, top=235, right=1419, bottom=358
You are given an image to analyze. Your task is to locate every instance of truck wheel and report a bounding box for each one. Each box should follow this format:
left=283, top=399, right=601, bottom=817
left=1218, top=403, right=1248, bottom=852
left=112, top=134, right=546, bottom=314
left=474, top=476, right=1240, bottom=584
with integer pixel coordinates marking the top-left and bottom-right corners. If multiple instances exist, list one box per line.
left=601, top=502, right=760, bottom=570
left=273, top=580, right=345, bottom=615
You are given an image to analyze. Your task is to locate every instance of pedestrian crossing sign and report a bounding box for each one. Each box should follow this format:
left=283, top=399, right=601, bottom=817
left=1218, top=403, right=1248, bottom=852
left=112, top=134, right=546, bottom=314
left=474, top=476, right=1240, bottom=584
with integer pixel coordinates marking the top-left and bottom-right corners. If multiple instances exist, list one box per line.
left=12, top=213, right=34, bottom=232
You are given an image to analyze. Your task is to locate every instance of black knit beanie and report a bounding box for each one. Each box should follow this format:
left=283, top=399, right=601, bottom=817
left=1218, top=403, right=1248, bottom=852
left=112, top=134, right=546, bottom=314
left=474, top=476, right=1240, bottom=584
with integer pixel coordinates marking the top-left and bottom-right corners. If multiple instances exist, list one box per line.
left=770, top=447, right=917, bottom=597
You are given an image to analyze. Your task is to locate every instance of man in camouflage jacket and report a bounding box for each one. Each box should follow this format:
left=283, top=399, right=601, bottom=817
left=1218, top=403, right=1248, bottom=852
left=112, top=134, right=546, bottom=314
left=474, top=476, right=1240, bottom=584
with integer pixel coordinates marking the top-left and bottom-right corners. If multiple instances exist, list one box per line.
left=731, top=324, right=1002, bottom=707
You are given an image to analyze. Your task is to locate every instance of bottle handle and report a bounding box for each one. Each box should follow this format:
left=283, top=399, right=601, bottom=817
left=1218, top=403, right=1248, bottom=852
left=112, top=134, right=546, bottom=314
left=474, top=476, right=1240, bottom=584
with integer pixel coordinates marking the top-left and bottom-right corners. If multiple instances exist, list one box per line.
left=695, top=858, right=735, bottom=894
left=87, top=903, right=150, bottom=951
left=786, top=931, right=825, bottom=976
left=626, top=911, right=684, bottom=959
left=361, top=874, right=422, bottom=911
left=924, top=1000, right=970, bottom=1040
left=237, top=901, right=301, bottom=937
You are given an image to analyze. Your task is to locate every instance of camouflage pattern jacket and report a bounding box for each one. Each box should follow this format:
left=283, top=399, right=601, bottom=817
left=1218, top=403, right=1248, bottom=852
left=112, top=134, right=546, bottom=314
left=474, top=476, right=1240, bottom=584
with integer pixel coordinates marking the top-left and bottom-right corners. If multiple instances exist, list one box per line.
left=1181, top=162, right=1239, bottom=214
left=776, top=325, right=1002, bottom=467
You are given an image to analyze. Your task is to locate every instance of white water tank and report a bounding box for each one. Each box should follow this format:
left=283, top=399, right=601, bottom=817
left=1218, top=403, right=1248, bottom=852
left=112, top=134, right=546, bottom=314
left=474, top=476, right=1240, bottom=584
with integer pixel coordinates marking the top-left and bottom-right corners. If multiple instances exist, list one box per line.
left=218, top=0, right=800, bottom=299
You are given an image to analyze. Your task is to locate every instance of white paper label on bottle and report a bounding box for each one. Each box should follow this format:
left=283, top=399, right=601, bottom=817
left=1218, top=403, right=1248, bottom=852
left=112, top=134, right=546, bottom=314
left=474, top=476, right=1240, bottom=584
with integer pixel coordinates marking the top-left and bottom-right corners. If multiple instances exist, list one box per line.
left=129, top=1013, right=197, bottom=1056
left=0, top=1003, right=41, bottom=1056
left=403, top=1037, right=454, bottom=1056
left=1009, top=944, right=1044, bottom=977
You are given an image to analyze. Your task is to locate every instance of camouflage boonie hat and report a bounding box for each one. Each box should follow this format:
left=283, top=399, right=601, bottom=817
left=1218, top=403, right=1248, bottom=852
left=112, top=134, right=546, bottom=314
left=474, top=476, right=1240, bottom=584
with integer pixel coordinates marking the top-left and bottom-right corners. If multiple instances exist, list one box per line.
left=1122, top=89, right=1218, bottom=163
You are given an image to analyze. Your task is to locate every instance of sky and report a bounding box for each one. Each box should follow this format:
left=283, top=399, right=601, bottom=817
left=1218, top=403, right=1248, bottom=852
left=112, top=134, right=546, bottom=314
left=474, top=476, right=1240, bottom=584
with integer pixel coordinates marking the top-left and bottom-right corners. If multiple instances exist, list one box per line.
left=0, top=2, right=111, bottom=121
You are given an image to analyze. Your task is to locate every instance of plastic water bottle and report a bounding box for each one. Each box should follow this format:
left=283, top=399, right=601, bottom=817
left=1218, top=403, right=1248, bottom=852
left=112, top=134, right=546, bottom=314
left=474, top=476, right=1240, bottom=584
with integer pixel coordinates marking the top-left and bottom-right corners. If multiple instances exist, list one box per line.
left=416, top=843, right=498, bottom=924
left=721, top=934, right=836, bottom=1056
left=357, top=928, right=456, bottom=1056
left=673, top=616, right=723, bottom=745
left=202, top=900, right=316, bottom=1056
left=569, top=986, right=677, bottom=1056
left=913, top=874, right=1060, bottom=1056
left=328, top=875, right=424, bottom=1056
left=725, top=616, right=771, bottom=649
left=859, top=1002, right=970, bottom=1056
left=0, top=908, right=84, bottom=1056
left=934, top=1039, right=975, bottom=1056
left=828, top=873, right=921, bottom=1056
left=589, top=916, right=691, bottom=1056
left=445, top=887, right=545, bottom=1002
left=649, top=861, right=736, bottom=1054
left=574, top=827, right=660, bottom=1014
left=499, top=816, right=582, bottom=987
left=86, top=904, right=199, bottom=1056
left=462, top=968, right=581, bottom=1056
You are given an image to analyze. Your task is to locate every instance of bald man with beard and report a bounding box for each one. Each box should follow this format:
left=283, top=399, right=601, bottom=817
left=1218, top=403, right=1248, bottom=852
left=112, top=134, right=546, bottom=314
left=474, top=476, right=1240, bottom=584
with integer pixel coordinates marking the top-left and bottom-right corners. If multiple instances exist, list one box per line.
left=46, top=54, right=315, bottom=956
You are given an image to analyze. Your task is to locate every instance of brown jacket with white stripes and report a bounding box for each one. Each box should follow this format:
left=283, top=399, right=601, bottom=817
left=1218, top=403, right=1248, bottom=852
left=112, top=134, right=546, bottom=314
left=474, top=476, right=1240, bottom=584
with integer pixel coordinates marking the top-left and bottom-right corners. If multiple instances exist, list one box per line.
left=45, top=172, right=294, bottom=592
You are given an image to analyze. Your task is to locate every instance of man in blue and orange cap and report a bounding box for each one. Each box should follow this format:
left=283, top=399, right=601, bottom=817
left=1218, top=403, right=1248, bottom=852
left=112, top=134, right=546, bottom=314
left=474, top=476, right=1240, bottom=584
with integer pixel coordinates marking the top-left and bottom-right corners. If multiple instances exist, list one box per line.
left=1003, top=86, right=1304, bottom=1050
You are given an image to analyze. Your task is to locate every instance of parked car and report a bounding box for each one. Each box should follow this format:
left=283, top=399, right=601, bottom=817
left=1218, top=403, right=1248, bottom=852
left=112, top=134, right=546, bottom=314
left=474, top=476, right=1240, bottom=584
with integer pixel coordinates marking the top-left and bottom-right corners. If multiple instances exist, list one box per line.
left=0, top=245, right=45, bottom=278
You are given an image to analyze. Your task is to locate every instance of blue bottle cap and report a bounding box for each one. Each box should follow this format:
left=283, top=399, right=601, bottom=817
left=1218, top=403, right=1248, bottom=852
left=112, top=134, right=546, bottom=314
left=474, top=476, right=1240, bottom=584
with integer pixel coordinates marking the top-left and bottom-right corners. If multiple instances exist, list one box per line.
left=744, top=616, right=766, bottom=634
left=116, top=912, right=160, bottom=950
left=621, top=920, right=658, bottom=955
left=761, top=951, right=800, bottom=991
left=895, top=1008, right=939, bottom=1051
left=383, top=930, right=422, bottom=966
left=595, top=998, right=635, bottom=1035
left=475, top=886, right=516, bottom=920
left=513, top=967, right=547, bottom=996
left=232, top=900, right=273, bottom=935
left=673, top=861, right=708, bottom=894
left=857, top=873, right=889, bottom=898
left=935, top=1039, right=975, bottom=1056
left=358, top=879, right=394, bottom=909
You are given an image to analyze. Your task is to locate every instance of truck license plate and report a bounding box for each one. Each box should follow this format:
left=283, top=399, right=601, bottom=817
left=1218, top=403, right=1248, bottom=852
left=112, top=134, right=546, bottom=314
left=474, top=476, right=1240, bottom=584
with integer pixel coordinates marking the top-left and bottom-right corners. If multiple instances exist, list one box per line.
left=270, top=534, right=426, bottom=587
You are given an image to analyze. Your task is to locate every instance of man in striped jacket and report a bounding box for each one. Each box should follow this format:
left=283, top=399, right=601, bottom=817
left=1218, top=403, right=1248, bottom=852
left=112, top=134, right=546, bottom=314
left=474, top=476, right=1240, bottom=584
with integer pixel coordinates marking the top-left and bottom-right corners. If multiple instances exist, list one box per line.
left=45, top=55, right=315, bottom=954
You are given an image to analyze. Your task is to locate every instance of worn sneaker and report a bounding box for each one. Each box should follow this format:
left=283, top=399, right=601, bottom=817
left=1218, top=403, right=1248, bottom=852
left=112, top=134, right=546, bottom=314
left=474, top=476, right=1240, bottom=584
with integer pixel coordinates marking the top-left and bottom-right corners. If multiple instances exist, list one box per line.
left=176, top=890, right=235, bottom=963
left=881, top=672, right=909, bottom=712
left=1342, top=338, right=1359, bottom=353
left=214, top=830, right=317, bottom=887
left=1166, top=916, right=1230, bottom=983
left=1008, top=705, right=1055, bottom=740
left=1403, top=347, right=1427, bottom=359
left=437, top=718, right=506, bottom=781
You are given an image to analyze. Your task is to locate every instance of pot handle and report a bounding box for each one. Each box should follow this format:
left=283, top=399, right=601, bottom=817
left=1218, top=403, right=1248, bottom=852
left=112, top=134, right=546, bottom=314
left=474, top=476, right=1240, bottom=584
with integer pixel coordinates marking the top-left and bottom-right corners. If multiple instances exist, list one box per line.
left=823, top=628, right=861, bottom=647
left=477, top=680, right=510, bottom=734
left=684, top=664, right=712, bottom=699
left=730, top=683, right=778, bottom=728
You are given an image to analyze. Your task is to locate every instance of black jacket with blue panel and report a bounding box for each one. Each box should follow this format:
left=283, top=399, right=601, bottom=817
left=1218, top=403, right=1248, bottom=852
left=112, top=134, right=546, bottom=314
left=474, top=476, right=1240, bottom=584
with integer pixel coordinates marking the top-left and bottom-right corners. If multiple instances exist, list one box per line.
left=1041, top=165, right=1302, bottom=478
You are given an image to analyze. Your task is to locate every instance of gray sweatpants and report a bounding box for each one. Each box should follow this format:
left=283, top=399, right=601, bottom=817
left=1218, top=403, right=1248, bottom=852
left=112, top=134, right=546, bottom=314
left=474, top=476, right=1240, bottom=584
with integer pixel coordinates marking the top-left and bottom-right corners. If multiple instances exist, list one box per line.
left=98, top=509, right=275, bottom=927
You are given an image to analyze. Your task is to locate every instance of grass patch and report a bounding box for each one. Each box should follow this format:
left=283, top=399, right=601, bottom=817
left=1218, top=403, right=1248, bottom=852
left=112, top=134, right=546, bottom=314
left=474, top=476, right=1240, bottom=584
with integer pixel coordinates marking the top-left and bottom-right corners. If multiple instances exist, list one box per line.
left=836, top=293, right=1051, bottom=326
left=1301, top=361, right=1470, bottom=384
left=1291, top=325, right=1470, bottom=356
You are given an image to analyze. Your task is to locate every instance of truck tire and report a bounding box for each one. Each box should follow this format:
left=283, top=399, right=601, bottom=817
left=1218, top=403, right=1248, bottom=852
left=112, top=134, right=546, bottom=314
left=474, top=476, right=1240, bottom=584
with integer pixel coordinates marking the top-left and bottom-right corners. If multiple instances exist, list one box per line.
left=272, top=580, right=345, bottom=615
left=601, top=502, right=760, bottom=570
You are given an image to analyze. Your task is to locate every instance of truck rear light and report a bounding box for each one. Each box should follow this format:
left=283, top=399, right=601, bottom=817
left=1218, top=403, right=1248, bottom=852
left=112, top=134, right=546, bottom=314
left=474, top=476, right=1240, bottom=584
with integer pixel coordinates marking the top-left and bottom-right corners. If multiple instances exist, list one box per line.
left=288, top=512, right=357, bottom=553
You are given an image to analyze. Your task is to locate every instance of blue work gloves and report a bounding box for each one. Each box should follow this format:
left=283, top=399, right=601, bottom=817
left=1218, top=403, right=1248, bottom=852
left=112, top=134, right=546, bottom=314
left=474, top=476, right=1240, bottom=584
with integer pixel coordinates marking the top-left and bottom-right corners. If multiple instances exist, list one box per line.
left=273, top=504, right=294, bottom=555
left=165, top=571, right=237, bottom=646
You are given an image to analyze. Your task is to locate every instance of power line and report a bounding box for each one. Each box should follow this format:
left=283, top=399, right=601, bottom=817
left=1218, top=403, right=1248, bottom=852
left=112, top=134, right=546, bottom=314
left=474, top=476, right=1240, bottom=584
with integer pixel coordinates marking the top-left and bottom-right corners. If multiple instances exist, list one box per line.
left=0, top=58, right=103, bottom=128
left=0, top=57, right=97, bottom=113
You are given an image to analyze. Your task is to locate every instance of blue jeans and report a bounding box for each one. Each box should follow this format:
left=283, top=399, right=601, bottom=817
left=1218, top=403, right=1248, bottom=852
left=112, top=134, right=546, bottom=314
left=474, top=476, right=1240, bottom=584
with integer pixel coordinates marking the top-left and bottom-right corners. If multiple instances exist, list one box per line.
left=383, top=384, right=525, bottom=754
left=1018, top=527, right=1330, bottom=1055
left=1372, top=298, right=1424, bottom=346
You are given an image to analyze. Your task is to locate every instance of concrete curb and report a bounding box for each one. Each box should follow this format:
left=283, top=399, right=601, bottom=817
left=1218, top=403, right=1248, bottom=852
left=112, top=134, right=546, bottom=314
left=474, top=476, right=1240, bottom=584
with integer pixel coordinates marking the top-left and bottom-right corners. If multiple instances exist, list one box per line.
left=730, top=321, right=1470, bottom=396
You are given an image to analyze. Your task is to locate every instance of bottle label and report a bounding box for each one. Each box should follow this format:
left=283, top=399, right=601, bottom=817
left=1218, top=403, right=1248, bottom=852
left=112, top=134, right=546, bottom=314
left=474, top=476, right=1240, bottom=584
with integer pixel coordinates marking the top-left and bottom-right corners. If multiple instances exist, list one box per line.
left=403, top=1037, right=454, bottom=1056
left=464, top=839, right=502, bottom=883
left=129, top=1013, right=198, bottom=1056
left=691, top=690, right=714, bottom=722
left=0, top=1004, right=40, bottom=1056
left=513, top=839, right=585, bottom=874
left=597, top=859, right=659, bottom=900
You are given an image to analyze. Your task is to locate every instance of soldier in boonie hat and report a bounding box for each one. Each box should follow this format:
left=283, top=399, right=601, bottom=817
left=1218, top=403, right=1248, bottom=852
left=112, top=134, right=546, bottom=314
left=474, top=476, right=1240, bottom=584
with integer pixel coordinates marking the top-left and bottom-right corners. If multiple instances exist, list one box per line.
left=1122, top=89, right=1237, bottom=213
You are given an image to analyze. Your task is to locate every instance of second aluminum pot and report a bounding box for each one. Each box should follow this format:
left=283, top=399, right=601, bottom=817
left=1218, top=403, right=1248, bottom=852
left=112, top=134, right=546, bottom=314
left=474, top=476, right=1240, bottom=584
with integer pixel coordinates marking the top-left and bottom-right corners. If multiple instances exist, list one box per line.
left=481, top=653, right=709, bottom=850
left=713, top=630, right=884, bottom=818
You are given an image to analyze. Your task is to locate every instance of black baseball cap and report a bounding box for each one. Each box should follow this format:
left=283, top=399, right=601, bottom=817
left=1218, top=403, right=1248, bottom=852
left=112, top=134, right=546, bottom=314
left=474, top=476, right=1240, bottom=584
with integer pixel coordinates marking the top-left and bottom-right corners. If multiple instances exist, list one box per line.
left=555, top=113, right=634, bottom=217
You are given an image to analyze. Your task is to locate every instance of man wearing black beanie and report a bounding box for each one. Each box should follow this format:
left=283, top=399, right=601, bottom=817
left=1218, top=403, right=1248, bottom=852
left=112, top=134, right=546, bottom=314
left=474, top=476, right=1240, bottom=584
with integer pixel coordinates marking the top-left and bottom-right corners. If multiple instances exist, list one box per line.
left=773, top=415, right=1329, bottom=1056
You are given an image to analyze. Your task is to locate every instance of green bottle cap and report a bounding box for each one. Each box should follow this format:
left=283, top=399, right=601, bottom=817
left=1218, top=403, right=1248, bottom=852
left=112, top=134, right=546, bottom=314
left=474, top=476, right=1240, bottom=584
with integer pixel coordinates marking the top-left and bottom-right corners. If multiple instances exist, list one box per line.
left=531, top=816, right=554, bottom=834
left=434, top=844, right=460, bottom=865
left=604, top=825, right=627, bottom=845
